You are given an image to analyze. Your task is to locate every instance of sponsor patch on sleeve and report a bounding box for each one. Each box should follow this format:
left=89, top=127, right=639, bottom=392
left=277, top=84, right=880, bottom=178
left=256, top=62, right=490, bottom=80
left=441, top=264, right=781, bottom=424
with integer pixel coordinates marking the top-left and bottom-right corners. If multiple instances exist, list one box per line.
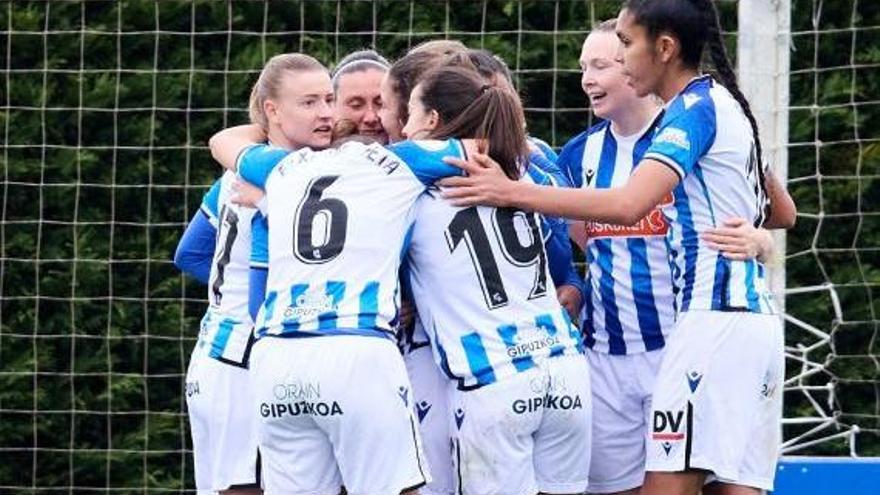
left=655, top=127, right=691, bottom=151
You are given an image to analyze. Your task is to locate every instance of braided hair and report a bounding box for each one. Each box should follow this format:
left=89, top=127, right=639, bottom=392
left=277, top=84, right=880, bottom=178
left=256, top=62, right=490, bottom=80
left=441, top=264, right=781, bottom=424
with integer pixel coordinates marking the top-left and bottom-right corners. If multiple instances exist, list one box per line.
left=624, top=0, right=769, bottom=220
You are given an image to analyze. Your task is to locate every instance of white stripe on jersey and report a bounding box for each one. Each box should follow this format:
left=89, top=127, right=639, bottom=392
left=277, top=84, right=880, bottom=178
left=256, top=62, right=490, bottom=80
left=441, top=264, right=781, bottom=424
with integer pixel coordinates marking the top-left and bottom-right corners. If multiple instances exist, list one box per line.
left=198, top=171, right=257, bottom=367
left=407, top=174, right=583, bottom=390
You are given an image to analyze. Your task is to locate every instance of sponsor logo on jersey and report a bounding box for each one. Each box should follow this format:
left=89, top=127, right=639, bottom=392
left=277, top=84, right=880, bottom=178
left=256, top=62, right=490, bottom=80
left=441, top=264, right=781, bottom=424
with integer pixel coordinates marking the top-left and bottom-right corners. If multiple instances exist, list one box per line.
left=416, top=401, right=432, bottom=422
left=529, top=374, right=567, bottom=394
left=285, top=292, right=338, bottom=320
left=454, top=408, right=465, bottom=430
left=686, top=370, right=703, bottom=393
left=511, top=394, right=583, bottom=414
left=656, top=127, right=691, bottom=150
left=185, top=381, right=200, bottom=397
left=506, top=327, right=561, bottom=359
left=397, top=386, right=409, bottom=407
left=260, top=400, right=343, bottom=418
left=585, top=193, right=673, bottom=239
left=273, top=380, right=321, bottom=401
left=651, top=409, right=685, bottom=441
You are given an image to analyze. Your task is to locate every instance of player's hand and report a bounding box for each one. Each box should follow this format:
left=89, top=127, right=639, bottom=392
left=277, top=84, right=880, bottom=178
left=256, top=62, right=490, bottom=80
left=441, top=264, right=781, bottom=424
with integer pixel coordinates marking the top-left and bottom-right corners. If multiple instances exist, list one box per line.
left=701, top=217, right=773, bottom=262
left=398, top=297, right=416, bottom=331
left=439, top=152, right=518, bottom=207
left=231, top=178, right=265, bottom=209
left=556, top=284, right=582, bottom=320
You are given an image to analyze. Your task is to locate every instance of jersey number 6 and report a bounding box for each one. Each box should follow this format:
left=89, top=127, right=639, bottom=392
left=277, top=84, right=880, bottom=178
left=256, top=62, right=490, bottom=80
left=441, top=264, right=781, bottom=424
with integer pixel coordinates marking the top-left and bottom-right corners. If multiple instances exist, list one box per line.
left=293, top=175, right=349, bottom=264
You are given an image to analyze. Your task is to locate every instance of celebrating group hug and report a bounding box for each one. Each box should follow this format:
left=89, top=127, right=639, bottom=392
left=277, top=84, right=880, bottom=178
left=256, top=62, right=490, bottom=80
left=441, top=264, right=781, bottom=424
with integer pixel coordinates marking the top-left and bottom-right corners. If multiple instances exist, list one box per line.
left=173, top=1, right=797, bottom=494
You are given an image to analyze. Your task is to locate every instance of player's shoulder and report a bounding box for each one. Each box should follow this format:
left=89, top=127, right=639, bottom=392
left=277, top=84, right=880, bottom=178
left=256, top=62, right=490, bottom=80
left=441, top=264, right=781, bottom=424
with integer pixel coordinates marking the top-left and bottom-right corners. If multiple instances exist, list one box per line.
left=388, top=139, right=464, bottom=164
left=666, top=76, right=716, bottom=121
left=559, top=121, right=608, bottom=161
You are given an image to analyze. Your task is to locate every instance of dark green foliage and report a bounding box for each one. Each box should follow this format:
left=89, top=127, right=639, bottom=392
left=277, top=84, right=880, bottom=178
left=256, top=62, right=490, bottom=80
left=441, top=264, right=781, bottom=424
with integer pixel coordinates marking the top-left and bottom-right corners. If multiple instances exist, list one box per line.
left=0, top=0, right=876, bottom=492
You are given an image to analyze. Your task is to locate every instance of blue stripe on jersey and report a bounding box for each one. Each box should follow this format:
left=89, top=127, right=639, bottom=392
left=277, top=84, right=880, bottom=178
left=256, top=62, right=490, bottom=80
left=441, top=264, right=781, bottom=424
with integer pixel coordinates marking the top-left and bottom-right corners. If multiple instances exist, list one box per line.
left=497, top=324, right=536, bottom=372
left=631, top=129, right=665, bottom=351
left=627, top=238, right=665, bottom=351
left=435, top=339, right=457, bottom=381
left=674, top=187, right=699, bottom=312
left=711, top=255, right=730, bottom=309
left=744, top=261, right=761, bottom=312
left=561, top=308, right=585, bottom=353
left=263, top=290, right=278, bottom=322
left=582, top=248, right=596, bottom=349
left=209, top=319, right=235, bottom=359
left=461, top=332, right=497, bottom=386
left=318, top=281, right=346, bottom=330
left=358, top=281, right=380, bottom=329
left=535, top=314, right=565, bottom=357
left=596, top=239, right=626, bottom=355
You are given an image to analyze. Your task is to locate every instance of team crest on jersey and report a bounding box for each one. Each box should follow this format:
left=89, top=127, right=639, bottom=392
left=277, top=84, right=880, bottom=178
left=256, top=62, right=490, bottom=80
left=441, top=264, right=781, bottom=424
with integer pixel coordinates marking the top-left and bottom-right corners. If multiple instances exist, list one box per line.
left=585, top=193, right=674, bottom=239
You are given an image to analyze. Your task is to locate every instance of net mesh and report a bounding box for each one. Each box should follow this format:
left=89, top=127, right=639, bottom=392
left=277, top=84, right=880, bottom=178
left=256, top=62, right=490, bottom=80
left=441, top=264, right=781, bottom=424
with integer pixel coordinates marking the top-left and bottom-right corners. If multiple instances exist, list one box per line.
left=0, top=0, right=876, bottom=492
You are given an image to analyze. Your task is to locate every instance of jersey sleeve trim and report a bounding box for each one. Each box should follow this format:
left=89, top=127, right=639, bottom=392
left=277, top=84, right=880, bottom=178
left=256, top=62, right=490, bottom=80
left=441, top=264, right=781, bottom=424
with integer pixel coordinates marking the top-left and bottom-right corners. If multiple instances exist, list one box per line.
left=644, top=152, right=685, bottom=182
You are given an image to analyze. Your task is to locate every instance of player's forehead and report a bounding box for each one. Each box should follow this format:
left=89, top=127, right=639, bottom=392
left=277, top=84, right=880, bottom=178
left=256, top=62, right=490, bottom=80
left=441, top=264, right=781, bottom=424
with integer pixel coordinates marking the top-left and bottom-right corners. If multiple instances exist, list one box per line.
left=278, top=69, right=333, bottom=99
left=580, top=31, right=618, bottom=64
left=336, top=68, right=386, bottom=97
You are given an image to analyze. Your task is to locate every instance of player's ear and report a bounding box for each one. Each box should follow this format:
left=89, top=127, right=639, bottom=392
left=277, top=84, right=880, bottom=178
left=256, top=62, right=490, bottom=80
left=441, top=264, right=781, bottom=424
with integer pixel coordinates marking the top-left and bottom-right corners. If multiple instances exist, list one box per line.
left=654, top=32, right=678, bottom=64
left=426, top=109, right=440, bottom=131
left=263, top=99, right=280, bottom=125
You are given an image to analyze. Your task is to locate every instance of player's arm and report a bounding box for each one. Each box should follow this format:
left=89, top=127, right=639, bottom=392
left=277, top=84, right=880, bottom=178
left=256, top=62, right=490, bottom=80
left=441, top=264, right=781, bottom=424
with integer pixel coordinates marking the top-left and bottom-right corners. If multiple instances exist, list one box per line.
left=440, top=106, right=713, bottom=225
left=440, top=155, right=679, bottom=225
left=173, top=211, right=217, bottom=284
left=762, top=170, right=797, bottom=229
left=208, top=124, right=266, bottom=172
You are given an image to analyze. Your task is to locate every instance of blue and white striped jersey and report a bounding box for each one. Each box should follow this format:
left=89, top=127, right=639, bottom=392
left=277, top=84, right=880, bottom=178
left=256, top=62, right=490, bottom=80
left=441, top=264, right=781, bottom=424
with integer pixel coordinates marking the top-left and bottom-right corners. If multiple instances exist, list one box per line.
left=558, top=113, right=674, bottom=355
left=645, top=76, right=774, bottom=314
left=197, top=171, right=258, bottom=367
left=407, top=172, right=584, bottom=391
left=239, top=139, right=464, bottom=341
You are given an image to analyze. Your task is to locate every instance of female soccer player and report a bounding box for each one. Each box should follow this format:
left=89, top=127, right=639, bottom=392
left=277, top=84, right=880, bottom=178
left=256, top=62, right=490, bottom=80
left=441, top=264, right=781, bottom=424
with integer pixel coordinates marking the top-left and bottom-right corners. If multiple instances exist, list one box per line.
left=555, top=19, right=787, bottom=495
left=331, top=49, right=390, bottom=144
left=175, top=52, right=333, bottom=494
left=438, top=1, right=796, bottom=493
left=403, top=66, right=591, bottom=495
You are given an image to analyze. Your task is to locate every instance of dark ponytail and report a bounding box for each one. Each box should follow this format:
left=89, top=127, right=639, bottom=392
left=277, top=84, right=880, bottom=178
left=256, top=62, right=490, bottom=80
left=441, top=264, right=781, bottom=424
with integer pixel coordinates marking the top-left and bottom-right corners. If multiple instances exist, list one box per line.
left=693, top=0, right=765, bottom=179
left=418, top=66, right=529, bottom=180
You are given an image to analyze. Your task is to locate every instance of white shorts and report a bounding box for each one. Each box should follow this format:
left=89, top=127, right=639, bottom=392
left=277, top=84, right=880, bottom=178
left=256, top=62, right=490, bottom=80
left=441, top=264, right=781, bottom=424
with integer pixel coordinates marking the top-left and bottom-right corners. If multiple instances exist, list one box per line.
left=646, top=310, right=784, bottom=491
left=586, top=348, right=664, bottom=493
left=404, top=340, right=454, bottom=495
left=185, top=346, right=260, bottom=492
left=251, top=335, right=429, bottom=495
left=449, top=354, right=591, bottom=495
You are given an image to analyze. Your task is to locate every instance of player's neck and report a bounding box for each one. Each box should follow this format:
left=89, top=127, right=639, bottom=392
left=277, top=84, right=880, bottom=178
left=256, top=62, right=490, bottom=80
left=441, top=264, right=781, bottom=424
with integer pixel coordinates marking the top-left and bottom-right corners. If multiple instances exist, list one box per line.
left=657, top=66, right=700, bottom=103
left=266, top=128, right=296, bottom=151
left=610, top=99, right=660, bottom=137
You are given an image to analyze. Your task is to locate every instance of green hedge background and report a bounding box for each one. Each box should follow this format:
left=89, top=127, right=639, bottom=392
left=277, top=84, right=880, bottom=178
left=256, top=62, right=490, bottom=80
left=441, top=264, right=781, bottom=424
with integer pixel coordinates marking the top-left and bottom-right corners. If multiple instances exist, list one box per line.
left=0, top=0, right=877, bottom=492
